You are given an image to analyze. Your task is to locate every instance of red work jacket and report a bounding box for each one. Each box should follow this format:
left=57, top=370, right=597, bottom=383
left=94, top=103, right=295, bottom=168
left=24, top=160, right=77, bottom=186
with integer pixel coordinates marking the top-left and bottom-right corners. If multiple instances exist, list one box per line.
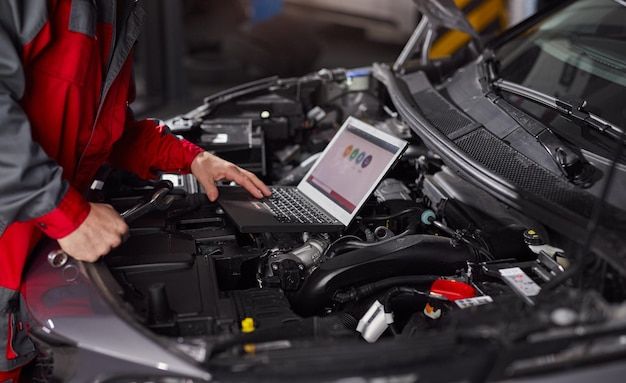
left=0, top=0, right=202, bottom=371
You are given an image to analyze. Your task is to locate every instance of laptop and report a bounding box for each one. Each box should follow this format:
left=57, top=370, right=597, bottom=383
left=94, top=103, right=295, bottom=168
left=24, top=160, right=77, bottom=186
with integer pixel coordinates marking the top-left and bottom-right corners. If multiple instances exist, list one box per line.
left=217, top=117, right=408, bottom=233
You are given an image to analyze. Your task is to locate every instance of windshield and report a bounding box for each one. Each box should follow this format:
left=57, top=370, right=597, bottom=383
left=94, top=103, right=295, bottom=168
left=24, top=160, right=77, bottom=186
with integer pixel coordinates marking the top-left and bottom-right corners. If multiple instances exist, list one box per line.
left=494, top=0, right=626, bottom=157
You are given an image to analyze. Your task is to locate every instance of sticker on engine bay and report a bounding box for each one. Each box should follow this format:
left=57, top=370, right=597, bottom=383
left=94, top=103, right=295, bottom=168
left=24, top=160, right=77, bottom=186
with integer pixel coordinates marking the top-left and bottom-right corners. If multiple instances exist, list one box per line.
left=455, top=296, right=493, bottom=309
left=211, top=133, right=229, bottom=143
left=499, top=267, right=541, bottom=297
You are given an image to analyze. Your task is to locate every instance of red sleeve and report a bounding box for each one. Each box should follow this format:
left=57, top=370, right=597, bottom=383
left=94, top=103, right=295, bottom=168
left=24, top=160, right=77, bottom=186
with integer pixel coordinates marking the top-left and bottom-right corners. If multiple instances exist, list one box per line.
left=32, top=186, right=91, bottom=239
left=109, top=119, right=204, bottom=180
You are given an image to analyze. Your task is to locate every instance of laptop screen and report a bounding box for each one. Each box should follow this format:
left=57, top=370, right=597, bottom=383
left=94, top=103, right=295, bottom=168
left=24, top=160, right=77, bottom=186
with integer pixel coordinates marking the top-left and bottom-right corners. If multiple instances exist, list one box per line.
left=302, top=119, right=404, bottom=215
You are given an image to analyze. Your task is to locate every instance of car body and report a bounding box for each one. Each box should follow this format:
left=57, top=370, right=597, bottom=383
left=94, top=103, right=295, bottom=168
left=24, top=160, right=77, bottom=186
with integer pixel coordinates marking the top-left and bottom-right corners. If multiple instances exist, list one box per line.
left=23, top=0, right=626, bottom=382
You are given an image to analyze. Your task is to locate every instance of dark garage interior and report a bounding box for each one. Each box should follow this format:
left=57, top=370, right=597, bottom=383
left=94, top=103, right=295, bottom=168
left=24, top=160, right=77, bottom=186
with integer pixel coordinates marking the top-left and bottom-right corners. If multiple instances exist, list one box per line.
left=133, top=0, right=559, bottom=119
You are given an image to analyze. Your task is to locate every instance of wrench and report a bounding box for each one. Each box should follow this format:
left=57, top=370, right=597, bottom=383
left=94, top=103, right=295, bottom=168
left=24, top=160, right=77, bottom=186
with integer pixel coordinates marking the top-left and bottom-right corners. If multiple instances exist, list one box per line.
left=120, top=187, right=175, bottom=224
left=48, top=187, right=175, bottom=268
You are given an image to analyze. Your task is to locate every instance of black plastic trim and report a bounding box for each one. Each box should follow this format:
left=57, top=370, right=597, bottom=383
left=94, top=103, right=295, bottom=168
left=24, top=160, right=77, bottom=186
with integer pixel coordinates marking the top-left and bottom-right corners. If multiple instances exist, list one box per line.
left=374, top=63, right=626, bottom=275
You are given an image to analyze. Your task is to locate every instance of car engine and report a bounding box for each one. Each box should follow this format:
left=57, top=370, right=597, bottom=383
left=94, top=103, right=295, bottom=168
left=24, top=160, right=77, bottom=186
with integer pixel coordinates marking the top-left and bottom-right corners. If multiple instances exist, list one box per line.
left=96, top=68, right=626, bottom=375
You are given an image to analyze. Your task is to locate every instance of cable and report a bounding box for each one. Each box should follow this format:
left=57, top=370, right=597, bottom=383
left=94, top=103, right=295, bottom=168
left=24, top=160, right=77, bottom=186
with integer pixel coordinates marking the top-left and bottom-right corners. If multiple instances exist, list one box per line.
left=381, top=286, right=448, bottom=312
left=333, top=275, right=439, bottom=303
left=429, top=219, right=495, bottom=261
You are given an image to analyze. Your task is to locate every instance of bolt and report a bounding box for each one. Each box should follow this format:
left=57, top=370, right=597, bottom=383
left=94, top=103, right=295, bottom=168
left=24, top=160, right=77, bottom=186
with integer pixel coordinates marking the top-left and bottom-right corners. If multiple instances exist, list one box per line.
left=48, top=249, right=69, bottom=268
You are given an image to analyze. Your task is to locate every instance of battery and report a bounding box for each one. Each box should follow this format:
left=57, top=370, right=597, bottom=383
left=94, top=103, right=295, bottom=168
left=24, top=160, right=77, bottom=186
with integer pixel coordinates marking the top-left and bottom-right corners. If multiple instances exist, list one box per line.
left=198, top=119, right=266, bottom=175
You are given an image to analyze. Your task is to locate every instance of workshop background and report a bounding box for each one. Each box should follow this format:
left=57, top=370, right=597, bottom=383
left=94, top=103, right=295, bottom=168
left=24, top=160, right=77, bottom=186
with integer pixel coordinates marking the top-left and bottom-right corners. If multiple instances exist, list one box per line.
left=134, top=0, right=562, bottom=119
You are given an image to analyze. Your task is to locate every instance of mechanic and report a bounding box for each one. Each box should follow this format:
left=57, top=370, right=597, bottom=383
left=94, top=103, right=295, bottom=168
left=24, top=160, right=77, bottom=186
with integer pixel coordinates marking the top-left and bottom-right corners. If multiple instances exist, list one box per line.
left=0, top=1, right=271, bottom=381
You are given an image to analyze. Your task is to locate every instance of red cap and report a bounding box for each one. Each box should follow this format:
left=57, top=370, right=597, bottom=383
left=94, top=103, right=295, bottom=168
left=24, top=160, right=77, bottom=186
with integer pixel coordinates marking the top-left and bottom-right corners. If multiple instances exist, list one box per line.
left=430, top=279, right=476, bottom=301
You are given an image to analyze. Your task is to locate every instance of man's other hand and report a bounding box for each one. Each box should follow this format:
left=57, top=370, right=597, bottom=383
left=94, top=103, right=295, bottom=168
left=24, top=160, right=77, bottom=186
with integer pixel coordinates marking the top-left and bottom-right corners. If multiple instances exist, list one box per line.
left=58, top=203, right=129, bottom=262
left=191, top=151, right=271, bottom=202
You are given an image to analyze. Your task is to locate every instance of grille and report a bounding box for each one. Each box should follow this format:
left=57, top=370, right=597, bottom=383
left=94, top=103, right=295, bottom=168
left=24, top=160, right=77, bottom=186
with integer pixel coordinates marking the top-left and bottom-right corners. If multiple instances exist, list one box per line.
left=455, top=128, right=595, bottom=217
left=413, top=89, right=476, bottom=137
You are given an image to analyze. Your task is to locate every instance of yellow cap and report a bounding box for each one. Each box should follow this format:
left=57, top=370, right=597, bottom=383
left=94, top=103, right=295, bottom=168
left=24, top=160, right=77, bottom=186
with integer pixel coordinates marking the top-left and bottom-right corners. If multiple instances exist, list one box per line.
left=243, top=344, right=256, bottom=354
left=241, top=317, right=255, bottom=333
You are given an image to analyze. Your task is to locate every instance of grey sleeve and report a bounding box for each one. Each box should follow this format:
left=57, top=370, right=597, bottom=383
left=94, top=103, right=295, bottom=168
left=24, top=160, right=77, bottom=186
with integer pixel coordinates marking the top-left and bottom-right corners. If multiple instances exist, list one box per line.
left=0, top=0, right=69, bottom=235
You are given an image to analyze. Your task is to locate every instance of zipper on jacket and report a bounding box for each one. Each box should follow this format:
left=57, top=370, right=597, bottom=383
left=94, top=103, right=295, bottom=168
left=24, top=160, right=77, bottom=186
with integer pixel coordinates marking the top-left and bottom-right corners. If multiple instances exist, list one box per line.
left=75, top=0, right=137, bottom=174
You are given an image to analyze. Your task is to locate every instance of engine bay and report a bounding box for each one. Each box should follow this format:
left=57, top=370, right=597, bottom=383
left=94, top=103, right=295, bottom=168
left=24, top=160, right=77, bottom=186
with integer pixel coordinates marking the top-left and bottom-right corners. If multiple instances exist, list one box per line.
left=97, top=68, right=626, bottom=378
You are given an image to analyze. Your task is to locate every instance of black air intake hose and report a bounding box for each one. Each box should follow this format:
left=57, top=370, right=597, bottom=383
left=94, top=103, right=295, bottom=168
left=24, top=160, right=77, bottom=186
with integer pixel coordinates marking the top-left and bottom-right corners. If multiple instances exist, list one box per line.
left=290, top=235, right=471, bottom=316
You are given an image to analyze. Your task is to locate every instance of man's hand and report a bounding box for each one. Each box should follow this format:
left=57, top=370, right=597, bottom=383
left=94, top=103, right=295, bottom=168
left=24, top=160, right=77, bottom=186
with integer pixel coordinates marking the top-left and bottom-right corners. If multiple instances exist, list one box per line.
left=191, top=151, right=271, bottom=201
left=58, top=203, right=129, bottom=262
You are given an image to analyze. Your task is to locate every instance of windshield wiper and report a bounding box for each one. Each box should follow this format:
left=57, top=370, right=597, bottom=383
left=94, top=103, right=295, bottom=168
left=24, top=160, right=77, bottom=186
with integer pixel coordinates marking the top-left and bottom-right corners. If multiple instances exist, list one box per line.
left=479, top=53, right=626, bottom=185
left=480, top=49, right=625, bottom=142
left=485, top=78, right=596, bottom=185
left=491, top=78, right=625, bottom=142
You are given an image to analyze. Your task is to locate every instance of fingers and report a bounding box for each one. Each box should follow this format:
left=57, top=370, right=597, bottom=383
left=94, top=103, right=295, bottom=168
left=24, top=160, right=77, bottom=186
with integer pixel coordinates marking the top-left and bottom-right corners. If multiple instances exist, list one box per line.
left=58, top=203, right=129, bottom=263
left=226, top=166, right=264, bottom=199
left=201, top=177, right=220, bottom=201
left=92, top=212, right=127, bottom=260
left=106, top=204, right=129, bottom=235
left=110, top=234, right=122, bottom=248
left=117, top=219, right=129, bottom=237
left=241, top=169, right=272, bottom=197
left=191, top=153, right=271, bottom=200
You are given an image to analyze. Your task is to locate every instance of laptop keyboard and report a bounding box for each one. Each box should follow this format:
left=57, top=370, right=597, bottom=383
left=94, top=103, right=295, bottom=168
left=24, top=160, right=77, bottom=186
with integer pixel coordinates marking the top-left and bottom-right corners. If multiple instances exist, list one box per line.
left=265, top=188, right=335, bottom=224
